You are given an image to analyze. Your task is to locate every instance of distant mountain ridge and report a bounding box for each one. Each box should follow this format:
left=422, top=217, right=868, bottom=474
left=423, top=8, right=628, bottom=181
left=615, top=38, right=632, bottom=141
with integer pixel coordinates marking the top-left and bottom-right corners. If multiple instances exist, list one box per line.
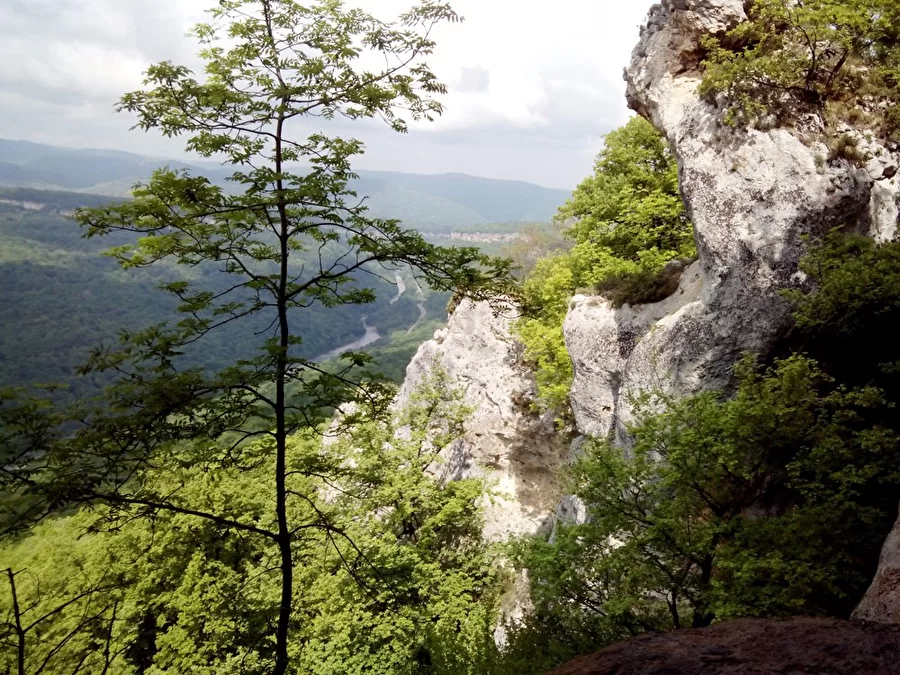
left=0, top=138, right=569, bottom=230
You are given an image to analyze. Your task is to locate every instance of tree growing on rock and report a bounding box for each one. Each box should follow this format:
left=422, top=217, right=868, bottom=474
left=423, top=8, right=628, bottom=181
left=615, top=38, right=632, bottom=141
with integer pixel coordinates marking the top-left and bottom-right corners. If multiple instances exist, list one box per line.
left=509, top=353, right=900, bottom=670
left=701, top=0, right=900, bottom=141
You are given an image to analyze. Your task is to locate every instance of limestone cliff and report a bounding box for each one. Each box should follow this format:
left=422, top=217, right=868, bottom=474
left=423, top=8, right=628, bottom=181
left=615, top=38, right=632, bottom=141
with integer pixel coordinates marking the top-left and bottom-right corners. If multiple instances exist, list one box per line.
left=565, top=0, right=899, bottom=440
left=396, top=0, right=900, bottom=617
left=395, top=299, right=569, bottom=541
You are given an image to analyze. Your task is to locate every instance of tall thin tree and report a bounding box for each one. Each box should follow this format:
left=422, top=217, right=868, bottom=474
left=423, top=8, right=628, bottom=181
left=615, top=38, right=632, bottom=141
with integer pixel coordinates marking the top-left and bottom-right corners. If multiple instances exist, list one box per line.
left=0, top=1, right=509, bottom=672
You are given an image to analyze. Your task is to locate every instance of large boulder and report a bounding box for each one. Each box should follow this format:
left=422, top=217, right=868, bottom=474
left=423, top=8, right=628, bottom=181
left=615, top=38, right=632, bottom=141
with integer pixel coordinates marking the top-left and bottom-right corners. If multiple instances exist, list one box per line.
left=565, top=0, right=900, bottom=437
left=854, top=509, right=900, bottom=623
left=549, top=617, right=900, bottom=675
left=396, top=299, right=569, bottom=541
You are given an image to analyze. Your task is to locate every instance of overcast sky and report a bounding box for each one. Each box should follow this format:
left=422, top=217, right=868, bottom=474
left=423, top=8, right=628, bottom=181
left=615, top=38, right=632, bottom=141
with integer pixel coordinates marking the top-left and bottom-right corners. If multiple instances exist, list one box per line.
left=0, top=0, right=655, bottom=190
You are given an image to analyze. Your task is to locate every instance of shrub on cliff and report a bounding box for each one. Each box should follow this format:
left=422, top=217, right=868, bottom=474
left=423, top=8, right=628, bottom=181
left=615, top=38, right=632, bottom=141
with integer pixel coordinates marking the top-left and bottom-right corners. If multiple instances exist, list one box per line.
left=700, top=0, right=900, bottom=141
left=784, top=231, right=900, bottom=392
left=501, top=351, right=900, bottom=672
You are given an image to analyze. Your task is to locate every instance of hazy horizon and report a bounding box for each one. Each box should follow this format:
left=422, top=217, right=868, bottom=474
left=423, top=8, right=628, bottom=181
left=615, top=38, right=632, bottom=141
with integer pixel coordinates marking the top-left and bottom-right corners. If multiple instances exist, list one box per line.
left=0, top=135, right=578, bottom=191
left=0, top=0, right=655, bottom=190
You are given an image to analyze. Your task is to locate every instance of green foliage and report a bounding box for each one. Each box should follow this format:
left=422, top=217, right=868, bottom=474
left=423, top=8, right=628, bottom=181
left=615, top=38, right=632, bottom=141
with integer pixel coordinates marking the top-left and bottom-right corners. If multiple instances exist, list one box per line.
left=1, top=369, right=502, bottom=674
left=515, top=117, right=694, bottom=411
left=1, top=3, right=512, bottom=673
left=558, top=117, right=691, bottom=258
left=784, top=231, right=900, bottom=394
left=827, top=133, right=868, bottom=163
left=0, top=513, right=133, bottom=675
left=700, top=0, right=900, bottom=140
left=515, top=255, right=577, bottom=411
left=0, top=199, right=419, bottom=402
left=293, top=367, right=501, bottom=675
left=509, top=354, right=900, bottom=671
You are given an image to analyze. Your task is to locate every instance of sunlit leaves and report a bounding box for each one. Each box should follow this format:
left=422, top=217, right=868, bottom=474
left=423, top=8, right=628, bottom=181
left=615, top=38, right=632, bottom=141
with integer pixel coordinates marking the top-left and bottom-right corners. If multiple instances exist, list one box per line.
left=512, top=353, right=900, bottom=668
left=701, top=0, right=900, bottom=139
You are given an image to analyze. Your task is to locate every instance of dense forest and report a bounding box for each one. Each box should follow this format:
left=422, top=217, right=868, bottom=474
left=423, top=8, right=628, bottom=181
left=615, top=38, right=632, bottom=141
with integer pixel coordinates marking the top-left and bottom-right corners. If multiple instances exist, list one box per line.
left=0, top=188, right=438, bottom=400
left=4, top=0, right=900, bottom=674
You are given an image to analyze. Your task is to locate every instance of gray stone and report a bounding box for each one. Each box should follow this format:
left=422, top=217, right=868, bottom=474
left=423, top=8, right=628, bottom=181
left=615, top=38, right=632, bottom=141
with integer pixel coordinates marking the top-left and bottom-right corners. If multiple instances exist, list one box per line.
left=392, top=0, right=900, bottom=625
left=565, top=261, right=703, bottom=439
left=854, top=509, right=900, bottom=623
left=396, top=299, right=569, bottom=542
left=566, top=0, right=899, bottom=439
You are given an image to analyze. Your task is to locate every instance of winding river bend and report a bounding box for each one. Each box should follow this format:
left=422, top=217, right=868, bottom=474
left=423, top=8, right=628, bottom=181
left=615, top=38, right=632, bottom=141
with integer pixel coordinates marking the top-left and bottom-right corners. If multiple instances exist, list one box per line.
left=312, top=273, right=429, bottom=362
left=313, top=317, right=381, bottom=362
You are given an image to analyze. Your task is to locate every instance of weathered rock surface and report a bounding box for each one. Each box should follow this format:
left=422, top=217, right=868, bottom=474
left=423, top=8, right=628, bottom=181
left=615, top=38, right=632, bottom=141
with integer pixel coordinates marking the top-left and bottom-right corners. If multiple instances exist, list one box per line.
left=549, top=617, right=900, bottom=675
left=565, top=0, right=900, bottom=438
left=396, top=299, right=569, bottom=542
left=565, top=261, right=703, bottom=439
left=854, top=509, right=900, bottom=623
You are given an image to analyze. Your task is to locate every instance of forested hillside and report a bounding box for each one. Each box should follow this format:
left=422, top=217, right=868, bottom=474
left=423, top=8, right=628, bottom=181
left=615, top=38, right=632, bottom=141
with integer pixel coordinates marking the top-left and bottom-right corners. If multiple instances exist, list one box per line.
left=0, top=139, right=568, bottom=231
left=0, top=188, right=434, bottom=400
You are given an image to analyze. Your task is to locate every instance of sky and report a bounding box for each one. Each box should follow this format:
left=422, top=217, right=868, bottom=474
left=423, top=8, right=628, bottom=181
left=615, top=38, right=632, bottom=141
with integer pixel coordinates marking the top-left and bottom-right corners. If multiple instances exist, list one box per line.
left=0, top=0, right=656, bottom=190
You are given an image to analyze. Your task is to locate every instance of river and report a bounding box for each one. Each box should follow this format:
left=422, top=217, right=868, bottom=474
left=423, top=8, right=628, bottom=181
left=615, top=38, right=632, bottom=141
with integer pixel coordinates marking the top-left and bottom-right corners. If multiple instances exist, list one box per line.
left=313, top=317, right=381, bottom=362
left=390, top=273, right=406, bottom=304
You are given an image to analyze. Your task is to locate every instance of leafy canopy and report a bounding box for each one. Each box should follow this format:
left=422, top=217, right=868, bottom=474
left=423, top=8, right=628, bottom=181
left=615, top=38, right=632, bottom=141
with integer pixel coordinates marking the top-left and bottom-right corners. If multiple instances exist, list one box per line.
left=784, top=231, right=900, bottom=390
left=508, top=354, right=900, bottom=672
left=0, top=2, right=512, bottom=673
left=1, top=368, right=503, bottom=675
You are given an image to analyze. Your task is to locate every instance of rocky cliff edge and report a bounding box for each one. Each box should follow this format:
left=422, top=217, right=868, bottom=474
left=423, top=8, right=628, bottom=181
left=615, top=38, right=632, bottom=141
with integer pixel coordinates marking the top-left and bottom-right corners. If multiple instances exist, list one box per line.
left=566, top=0, right=900, bottom=441
left=395, top=299, right=569, bottom=542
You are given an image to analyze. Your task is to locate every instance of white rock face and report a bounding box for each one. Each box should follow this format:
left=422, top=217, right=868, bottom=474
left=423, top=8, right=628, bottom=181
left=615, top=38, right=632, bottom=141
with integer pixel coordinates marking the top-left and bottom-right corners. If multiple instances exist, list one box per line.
left=853, top=509, right=900, bottom=623
left=392, top=0, right=900, bottom=620
left=396, top=299, right=569, bottom=542
left=566, top=261, right=703, bottom=440
left=565, top=0, right=900, bottom=438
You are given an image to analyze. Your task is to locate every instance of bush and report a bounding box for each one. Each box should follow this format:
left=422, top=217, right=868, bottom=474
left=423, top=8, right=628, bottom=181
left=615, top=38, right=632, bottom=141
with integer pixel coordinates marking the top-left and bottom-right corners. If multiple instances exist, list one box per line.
left=827, top=134, right=868, bottom=163
left=505, top=354, right=900, bottom=671
left=700, top=0, right=900, bottom=140
left=783, top=231, right=900, bottom=392
left=595, top=259, right=691, bottom=309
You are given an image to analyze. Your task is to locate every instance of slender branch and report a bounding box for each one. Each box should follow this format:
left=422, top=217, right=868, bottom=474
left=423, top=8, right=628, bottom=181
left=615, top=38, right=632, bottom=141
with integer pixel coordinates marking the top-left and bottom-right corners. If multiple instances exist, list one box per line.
left=89, top=492, right=278, bottom=541
left=5, top=568, right=25, bottom=675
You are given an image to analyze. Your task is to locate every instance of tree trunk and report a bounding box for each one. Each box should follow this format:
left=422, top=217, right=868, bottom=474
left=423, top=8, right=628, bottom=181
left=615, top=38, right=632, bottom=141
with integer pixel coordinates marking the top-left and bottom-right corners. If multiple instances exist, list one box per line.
left=691, top=556, right=716, bottom=628
left=6, top=568, right=25, bottom=675
left=272, top=109, right=293, bottom=675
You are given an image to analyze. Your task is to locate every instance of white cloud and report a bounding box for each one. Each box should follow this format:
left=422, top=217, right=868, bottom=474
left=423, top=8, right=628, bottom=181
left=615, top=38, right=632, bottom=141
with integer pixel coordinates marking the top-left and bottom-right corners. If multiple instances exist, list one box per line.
left=0, top=0, right=656, bottom=189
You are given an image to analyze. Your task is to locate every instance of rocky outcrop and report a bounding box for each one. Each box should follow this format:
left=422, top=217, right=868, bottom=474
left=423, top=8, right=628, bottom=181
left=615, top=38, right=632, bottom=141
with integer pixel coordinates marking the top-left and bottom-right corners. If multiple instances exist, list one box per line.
left=565, top=0, right=900, bottom=438
left=854, top=509, right=900, bottom=623
left=396, top=299, right=569, bottom=541
left=565, top=261, right=703, bottom=440
left=549, top=617, right=900, bottom=675
left=394, top=0, right=900, bottom=627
